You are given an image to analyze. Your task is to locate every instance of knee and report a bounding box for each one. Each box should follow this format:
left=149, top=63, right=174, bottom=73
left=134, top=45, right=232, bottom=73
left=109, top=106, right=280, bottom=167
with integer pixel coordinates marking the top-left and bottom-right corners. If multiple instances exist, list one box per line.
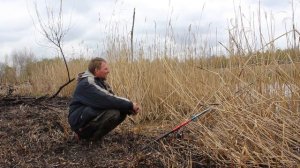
left=110, top=109, right=121, bottom=120
left=107, top=109, right=126, bottom=122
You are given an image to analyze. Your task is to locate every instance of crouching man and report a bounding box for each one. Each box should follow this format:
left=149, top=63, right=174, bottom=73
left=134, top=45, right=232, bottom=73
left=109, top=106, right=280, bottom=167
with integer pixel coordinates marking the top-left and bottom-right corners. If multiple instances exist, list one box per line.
left=68, top=57, right=140, bottom=143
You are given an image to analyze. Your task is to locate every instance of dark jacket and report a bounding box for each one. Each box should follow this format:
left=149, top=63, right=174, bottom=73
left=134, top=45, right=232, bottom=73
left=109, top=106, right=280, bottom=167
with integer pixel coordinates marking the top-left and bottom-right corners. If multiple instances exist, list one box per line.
left=68, top=70, right=133, bottom=131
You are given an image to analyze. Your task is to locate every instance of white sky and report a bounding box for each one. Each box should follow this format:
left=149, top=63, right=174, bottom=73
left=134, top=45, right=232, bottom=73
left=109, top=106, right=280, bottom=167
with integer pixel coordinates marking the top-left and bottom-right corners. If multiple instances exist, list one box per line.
left=0, top=0, right=298, bottom=63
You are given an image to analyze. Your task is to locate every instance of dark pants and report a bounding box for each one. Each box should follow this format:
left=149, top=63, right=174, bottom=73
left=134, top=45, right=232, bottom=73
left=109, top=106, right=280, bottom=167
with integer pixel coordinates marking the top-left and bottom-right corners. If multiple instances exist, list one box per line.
left=77, top=109, right=127, bottom=140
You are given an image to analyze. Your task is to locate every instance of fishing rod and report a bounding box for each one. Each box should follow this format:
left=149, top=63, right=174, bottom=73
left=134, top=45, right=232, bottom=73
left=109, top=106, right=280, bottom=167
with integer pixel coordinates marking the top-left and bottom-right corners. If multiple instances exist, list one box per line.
left=142, top=107, right=213, bottom=150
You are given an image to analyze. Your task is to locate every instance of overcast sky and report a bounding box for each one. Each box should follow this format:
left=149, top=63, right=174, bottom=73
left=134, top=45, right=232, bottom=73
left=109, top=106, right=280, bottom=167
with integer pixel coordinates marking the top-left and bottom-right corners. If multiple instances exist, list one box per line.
left=0, top=0, right=298, bottom=63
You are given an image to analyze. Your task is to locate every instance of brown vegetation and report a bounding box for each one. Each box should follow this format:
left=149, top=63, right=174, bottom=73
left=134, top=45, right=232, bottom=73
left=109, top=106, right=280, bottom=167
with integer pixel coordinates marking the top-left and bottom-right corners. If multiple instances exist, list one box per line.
left=1, top=49, right=299, bottom=166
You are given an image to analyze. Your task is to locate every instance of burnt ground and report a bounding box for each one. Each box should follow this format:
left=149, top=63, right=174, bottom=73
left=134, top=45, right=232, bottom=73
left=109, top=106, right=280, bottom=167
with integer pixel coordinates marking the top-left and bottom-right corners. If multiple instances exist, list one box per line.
left=0, top=96, right=160, bottom=167
left=0, top=96, right=215, bottom=167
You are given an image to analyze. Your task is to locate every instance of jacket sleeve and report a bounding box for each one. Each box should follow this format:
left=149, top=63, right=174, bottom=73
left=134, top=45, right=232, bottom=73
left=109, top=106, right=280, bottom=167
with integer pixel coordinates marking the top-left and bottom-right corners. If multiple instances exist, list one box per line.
left=73, top=78, right=133, bottom=110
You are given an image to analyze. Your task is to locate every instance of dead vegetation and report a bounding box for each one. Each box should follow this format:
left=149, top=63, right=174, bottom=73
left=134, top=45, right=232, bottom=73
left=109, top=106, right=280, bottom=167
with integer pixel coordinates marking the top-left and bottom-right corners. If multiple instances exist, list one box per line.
left=0, top=95, right=218, bottom=167
left=0, top=96, right=150, bottom=167
left=1, top=48, right=300, bottom=167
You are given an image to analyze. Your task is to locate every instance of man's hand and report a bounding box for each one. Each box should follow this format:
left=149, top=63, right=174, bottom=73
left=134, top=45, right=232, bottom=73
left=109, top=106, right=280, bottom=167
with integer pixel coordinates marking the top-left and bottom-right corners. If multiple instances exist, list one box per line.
left=132, top=102, right=140, bottom=115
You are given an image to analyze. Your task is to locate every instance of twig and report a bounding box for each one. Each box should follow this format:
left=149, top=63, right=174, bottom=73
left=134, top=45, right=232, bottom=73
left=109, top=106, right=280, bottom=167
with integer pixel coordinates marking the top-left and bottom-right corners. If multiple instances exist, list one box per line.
left=50, top=78, right=75, bottom=98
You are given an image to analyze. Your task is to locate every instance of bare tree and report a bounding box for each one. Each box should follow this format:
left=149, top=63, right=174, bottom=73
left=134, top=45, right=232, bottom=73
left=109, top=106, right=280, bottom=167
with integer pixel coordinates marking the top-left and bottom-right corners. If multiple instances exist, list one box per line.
left=11, top=48, right=35, bottom=78
left=33, top=0, right=74, bottom=98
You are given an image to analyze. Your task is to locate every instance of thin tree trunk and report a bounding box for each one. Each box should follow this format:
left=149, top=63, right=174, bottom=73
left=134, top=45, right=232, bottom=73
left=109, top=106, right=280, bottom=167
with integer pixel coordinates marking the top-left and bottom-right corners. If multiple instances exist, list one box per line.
left=130, top=8, right=135, bottom=62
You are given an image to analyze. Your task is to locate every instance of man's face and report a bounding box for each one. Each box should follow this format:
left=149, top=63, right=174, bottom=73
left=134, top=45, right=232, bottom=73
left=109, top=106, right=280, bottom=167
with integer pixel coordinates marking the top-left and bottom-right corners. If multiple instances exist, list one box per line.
left=95, top=62, right=110, bottom=80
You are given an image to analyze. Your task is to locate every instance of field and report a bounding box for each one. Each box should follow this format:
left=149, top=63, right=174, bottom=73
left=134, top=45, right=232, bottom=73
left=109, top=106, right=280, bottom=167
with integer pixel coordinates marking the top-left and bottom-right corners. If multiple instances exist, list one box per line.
left=0, top=96, right=167, bottom=167
left=1, top=50, right=300, bottom=167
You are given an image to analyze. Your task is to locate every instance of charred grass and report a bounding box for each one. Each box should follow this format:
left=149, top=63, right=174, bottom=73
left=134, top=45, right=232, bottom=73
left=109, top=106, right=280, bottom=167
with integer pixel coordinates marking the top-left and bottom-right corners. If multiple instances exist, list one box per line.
left=0, top=96, right=217, bottom=167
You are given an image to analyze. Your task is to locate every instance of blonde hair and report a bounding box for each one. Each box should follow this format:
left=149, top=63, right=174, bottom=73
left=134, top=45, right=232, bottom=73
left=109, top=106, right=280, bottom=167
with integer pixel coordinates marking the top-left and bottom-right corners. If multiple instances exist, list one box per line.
left=88, top=57, right=106, bottom=75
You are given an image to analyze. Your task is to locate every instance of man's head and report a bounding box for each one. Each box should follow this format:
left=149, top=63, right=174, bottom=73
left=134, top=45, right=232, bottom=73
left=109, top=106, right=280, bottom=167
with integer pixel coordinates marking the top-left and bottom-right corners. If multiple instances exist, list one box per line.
left=88, top=57, right=110, bottom=80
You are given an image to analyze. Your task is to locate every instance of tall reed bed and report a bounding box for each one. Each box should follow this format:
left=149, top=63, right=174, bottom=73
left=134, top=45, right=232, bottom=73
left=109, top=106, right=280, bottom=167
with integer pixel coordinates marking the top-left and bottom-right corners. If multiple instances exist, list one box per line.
left=4, top=44, right=299, bottom=167
left=106, top=49, right=299, bottom=166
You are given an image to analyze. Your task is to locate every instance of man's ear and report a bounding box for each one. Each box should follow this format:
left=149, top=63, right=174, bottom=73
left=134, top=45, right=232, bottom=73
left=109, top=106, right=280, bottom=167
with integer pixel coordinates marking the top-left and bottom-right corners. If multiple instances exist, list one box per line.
left=93, top=68, right=98, bottom=75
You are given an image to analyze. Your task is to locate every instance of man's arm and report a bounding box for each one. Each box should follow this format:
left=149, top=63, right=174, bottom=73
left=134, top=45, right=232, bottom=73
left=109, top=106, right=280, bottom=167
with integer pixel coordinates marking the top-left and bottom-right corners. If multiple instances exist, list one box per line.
left=74, top=78, right=134, bottom=111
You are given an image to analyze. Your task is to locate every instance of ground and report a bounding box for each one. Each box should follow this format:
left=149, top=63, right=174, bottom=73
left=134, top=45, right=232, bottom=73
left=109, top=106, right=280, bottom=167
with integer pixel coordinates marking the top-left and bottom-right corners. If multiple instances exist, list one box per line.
left=0, top=96, right=214, bottom=167
left=0, top=96, right=162, bottom=167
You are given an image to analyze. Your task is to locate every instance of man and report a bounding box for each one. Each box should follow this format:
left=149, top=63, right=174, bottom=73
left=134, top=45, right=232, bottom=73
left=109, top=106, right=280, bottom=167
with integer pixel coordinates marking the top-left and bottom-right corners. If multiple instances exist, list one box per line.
left=68, top=57, right=140, bottom=142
